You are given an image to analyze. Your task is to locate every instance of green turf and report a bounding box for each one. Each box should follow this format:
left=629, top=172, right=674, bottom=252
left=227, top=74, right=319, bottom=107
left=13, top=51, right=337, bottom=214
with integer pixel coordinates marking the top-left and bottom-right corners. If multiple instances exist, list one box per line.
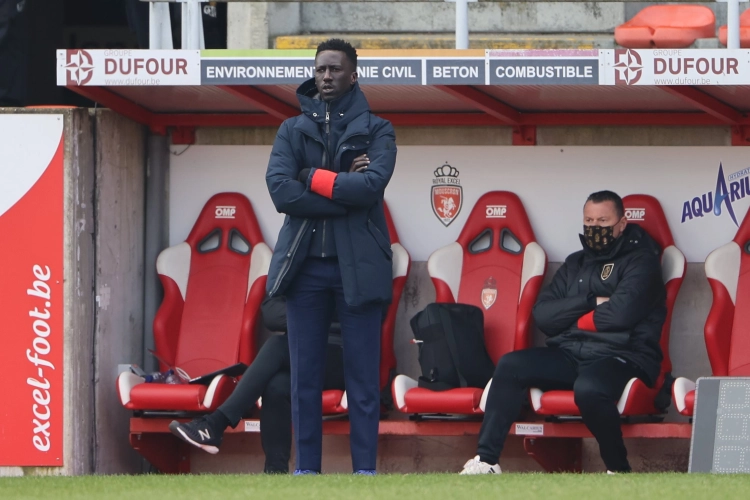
left=1, top=473, right=750, bottom=500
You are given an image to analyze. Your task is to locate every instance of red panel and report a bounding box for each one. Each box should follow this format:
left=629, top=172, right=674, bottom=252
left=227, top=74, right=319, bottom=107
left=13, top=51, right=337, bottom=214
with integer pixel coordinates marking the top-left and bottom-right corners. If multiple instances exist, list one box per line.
left=697, top=86, right=750, bottom=113
left=684, top=390, right=695, bottom=416
left=131, top=417, right=692, bottom=439
left=728, top=249, right=750, bottom=376
left=454, top=191, right=539, bottom=363
left=536, top=391, right=579, bottom=415
left=622, top=194, right=684, bottom=375
left=620, top=379, right=661, bottom=415
left=239, top=276, right=267, bottom=366
left=127, top=383, right=208, bottom=411
left=127, top=377, right=238, bottom=412
left=516, top=275, right=545, bottom=351
left=705, top=279, right=735, bottom=377
left=152, top=276, right=185, bottom=372
left=111, top=86, right=267, bottom=113
left=433, top=278, right=456, bottom=303
left=480, top=85, right=695, bottom=113
left=322, top=390, right=346, bottom=415
left=0, top=131, right=64, bottom=466
left=403, top=387, right=483, bottom=414
left=382, top=276, right=407, bottom=390
left=382, top=202, right=410, bottom=390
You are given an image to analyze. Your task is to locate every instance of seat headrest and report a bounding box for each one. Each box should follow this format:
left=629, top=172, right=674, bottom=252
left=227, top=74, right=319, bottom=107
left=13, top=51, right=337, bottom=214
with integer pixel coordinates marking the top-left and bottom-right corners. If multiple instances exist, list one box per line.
left=734, top=206, right=750, bottom=252
left=622, top=194, right=674, bottom=251
left=186, top=192, right=264, bottom=249
left=457, top=191, right=536, bottom=249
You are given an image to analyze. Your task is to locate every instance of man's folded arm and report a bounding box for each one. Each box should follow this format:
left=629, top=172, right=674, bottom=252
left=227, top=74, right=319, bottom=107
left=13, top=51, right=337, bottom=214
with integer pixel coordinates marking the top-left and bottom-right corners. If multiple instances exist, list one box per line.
left=307, top=121, right=396, bottom=207
left=266, top=121, right=348, bottom=218
left=533, top=262, right=596, bottom=337
left=585, top=253, right=664, bottom=333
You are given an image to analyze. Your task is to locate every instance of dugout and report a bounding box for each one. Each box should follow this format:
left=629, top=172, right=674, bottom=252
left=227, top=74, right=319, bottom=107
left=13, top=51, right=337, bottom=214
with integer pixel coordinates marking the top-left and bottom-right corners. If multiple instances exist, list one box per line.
left=2, top=47, right=749, bottom=475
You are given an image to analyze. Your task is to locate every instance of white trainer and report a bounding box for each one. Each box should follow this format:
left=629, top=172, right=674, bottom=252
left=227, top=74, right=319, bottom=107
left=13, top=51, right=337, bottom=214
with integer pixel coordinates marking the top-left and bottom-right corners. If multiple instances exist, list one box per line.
left=459, top=455, right=502, bottom=475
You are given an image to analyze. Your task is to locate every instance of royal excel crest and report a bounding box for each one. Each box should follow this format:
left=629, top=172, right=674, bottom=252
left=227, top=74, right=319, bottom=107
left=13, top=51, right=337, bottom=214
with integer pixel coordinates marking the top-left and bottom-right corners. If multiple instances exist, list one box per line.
left=431, top=163, right=462, bottom=227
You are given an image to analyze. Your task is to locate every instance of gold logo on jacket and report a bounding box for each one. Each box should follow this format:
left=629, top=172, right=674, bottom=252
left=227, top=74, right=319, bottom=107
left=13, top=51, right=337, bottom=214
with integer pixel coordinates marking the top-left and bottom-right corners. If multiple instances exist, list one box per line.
left=601, top=263, right=614, bottom=281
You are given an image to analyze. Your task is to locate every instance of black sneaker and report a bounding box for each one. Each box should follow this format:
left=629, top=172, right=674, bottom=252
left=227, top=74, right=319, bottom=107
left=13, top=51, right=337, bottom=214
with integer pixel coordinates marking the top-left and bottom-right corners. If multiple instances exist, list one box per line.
left=169, top=416, right=223, bottom=454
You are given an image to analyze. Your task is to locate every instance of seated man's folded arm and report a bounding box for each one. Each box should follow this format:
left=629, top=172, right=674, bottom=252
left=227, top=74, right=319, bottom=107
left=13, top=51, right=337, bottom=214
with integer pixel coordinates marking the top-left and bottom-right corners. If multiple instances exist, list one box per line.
left=588, top=253, right=664, bottom=333
left=533, top=262, right=596, bottom=337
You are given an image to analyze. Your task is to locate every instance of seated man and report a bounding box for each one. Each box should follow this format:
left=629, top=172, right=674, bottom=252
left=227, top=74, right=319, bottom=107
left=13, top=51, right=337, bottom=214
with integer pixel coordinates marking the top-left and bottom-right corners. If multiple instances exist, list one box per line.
left=169, top=296, right=346, bottom=474
left=460, top=190, right=666, bottom=474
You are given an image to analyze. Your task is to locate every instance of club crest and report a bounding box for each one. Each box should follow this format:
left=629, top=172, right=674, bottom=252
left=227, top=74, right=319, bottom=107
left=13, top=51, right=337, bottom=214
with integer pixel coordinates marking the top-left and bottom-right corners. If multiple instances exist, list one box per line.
left=431, top=163, right=462, bottom=227
left=481, top=276, right=498, bottom=310
left=601, top=263, right=614, bottom=281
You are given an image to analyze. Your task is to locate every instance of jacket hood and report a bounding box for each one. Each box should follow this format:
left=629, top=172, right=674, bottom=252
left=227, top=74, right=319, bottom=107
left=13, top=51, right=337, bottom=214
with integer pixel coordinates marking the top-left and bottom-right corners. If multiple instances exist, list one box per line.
left=296, top=78, right=370, bottom=127
left=578, top=224, right=660, bottom=261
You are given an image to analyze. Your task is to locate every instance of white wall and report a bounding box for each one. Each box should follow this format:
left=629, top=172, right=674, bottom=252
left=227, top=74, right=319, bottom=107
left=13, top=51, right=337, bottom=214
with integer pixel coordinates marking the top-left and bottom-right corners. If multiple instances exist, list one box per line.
left=170, top=145, right=750, bottom=263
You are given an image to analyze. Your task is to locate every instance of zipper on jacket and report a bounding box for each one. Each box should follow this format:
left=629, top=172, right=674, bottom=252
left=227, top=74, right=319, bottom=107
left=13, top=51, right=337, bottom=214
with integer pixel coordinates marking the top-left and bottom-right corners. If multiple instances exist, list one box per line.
left=270, top=219, right=310, bottom=296
left=321, top=103, right=331, bottom=258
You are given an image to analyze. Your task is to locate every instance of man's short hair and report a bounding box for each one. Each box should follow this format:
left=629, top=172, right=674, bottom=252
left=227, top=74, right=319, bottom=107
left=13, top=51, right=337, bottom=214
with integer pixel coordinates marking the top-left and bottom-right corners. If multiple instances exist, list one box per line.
left=316, top=38, right=357, bottom=68
left=586, top=190, right=624, bottom=219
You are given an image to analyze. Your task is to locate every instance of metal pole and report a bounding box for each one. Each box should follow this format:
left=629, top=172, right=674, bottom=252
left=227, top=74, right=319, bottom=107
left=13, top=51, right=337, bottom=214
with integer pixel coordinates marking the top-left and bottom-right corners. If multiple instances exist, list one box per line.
left=728, top=0, right=740, bottom=49
left=149, top=2, right=173, bottom=49
left=142, top=134, right=170, bottom=373
left=455, top=0, right=469, bottom=49
left=182, top=0, right=203, bottom=50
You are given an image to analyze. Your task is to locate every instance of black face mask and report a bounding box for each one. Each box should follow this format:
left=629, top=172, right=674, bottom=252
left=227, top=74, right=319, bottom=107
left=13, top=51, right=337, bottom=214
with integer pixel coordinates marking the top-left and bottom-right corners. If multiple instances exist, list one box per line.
left=583, top=225, right=616, bottom=253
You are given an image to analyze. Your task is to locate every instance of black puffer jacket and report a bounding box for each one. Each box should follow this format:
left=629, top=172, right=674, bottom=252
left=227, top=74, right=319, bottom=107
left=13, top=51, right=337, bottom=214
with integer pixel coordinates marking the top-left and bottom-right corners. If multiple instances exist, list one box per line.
left=265, top=79, right=397, bottom=306
left=532, top=224, right=666, bottom=386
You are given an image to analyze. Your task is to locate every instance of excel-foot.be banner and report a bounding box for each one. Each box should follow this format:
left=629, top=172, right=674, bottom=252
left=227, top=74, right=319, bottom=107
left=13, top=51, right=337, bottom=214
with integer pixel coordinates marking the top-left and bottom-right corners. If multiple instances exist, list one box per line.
left=0, top=115, right=64, bottom=466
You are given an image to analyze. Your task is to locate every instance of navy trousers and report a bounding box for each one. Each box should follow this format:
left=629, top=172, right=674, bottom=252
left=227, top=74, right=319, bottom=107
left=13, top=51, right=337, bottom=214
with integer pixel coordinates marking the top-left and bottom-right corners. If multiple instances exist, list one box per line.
left=285, top=257, right=382, bottom=472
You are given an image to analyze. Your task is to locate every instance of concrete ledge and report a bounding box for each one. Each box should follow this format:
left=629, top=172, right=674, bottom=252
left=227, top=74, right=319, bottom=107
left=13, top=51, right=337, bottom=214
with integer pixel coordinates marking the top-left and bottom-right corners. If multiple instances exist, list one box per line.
left=276, top=33, right=616, bottom=50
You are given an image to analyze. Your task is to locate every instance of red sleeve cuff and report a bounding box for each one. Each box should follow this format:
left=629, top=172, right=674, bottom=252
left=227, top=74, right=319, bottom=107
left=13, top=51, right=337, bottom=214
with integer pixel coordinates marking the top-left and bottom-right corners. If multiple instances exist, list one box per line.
left=311, top=169, right=337, bottom=199
left=577, top=311, right=597, bottom=332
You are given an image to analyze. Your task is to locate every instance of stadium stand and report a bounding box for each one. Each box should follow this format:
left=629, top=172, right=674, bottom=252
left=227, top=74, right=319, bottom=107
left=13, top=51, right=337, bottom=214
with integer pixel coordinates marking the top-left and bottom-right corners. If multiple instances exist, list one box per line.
left=719, top=8, right=750, bottom=47
left=614, top=5, right=716, bottom=48
left=673, top=206, right=750, bottom=417
left=116, top=192, right=272, bottom=413
left=530, top=195, right=686, bottom=420
left=392, top=191, right=547, bottom=416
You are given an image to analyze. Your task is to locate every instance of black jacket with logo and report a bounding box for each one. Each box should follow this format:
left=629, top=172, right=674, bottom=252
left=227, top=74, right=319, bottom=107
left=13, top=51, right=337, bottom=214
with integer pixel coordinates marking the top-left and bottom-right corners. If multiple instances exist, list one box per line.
left=532, top=224, right=666, bottom=386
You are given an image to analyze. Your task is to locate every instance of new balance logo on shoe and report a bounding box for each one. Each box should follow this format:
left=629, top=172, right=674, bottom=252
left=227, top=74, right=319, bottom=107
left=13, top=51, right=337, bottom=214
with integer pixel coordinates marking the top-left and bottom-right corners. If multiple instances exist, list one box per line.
left=169, top=418, right=223, bottom=455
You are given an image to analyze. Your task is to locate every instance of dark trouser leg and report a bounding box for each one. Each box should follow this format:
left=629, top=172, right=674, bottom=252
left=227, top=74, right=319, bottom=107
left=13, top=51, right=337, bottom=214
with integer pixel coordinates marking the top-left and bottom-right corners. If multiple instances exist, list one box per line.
left=574, top=358, right=645, bottom=472
left=216, top=334, right=291, bottom=426
left=260, top=371, right=292, bottom=473
left=285, top=259, right=334, bottom=472
left=477, top=348, right=578, bottom=465
left=334, top=276, right=382, bottom=471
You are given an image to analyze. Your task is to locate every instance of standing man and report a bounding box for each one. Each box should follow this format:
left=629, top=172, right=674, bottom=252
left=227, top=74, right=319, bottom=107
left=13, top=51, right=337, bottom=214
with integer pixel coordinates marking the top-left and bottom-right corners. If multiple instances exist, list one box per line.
left=460, top=191, right=666, bottom=474
left=265, top=39, right=397, bottom=475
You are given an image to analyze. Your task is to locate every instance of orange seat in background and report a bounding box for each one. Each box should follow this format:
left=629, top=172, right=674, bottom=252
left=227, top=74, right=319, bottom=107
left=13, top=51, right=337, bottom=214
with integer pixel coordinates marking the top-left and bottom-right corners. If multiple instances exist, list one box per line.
left=718, top=9, right=750, bottom=47
left=615, top=5, right=716, bottom=48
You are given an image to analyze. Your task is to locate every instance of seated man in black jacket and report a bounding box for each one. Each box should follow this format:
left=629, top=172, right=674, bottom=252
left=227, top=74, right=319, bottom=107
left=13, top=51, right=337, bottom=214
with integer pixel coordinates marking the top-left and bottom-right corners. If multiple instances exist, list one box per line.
left=460, top=190, right=666, bottom=475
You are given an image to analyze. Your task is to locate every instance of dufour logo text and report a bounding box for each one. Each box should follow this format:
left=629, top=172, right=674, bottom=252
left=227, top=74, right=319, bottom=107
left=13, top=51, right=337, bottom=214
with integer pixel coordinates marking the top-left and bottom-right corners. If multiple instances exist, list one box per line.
left=681, top=163, right=750, bottom=226
left=215, top=206, right=236, bottom=219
